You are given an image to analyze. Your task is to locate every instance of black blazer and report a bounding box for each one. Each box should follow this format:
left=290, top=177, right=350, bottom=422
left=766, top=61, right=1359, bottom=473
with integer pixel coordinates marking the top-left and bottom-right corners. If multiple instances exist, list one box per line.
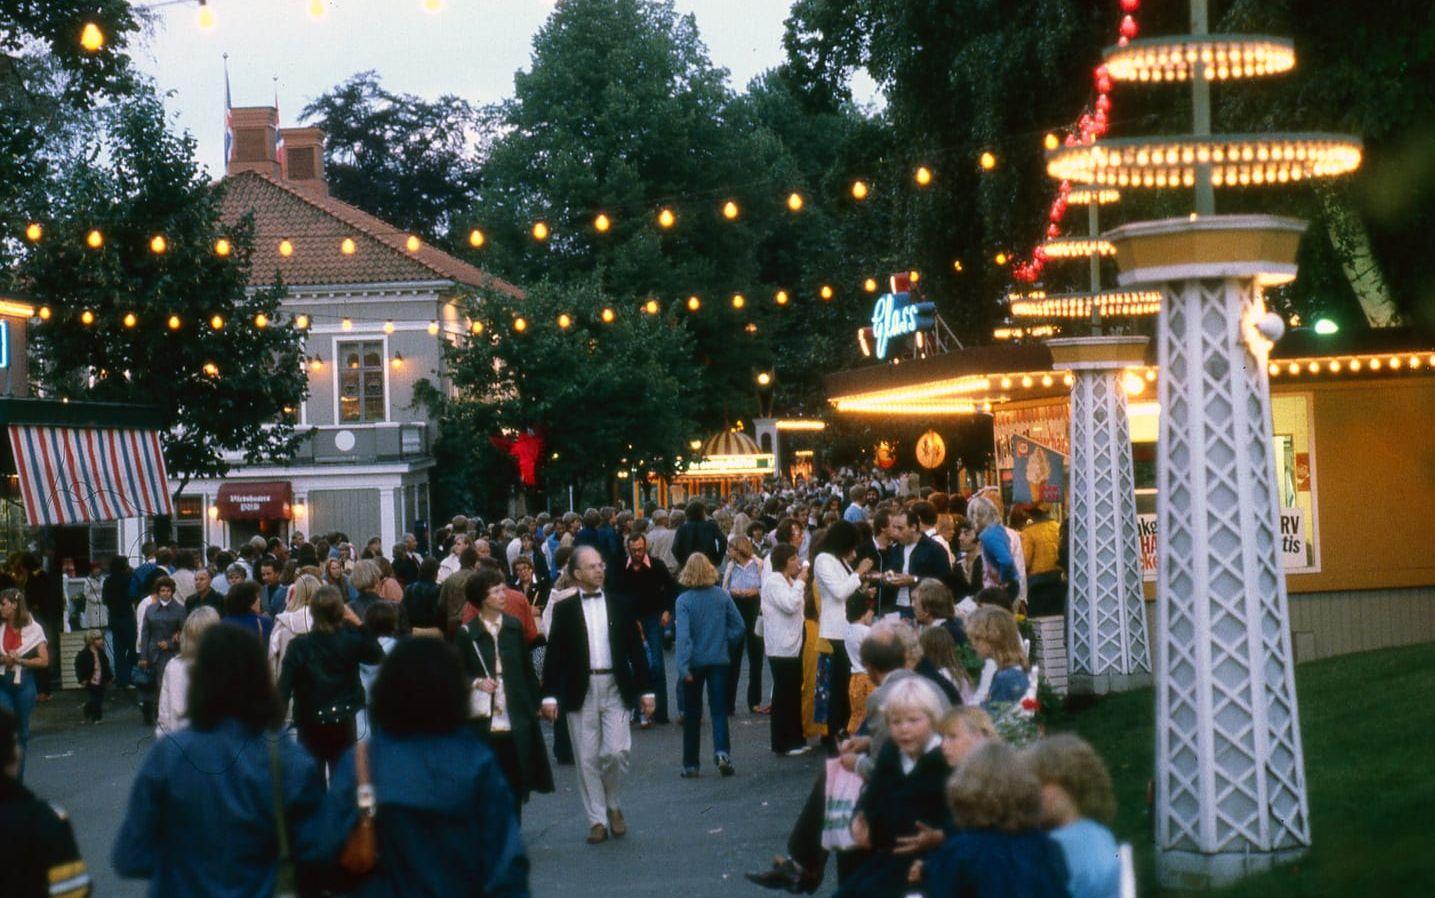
left=73, top=646, right=113, bottom=687
left=886, top=534, right=953, bottom=584
left=857, top=538, right=896, bottom=614
left=541, top=589, right=651, bottom=712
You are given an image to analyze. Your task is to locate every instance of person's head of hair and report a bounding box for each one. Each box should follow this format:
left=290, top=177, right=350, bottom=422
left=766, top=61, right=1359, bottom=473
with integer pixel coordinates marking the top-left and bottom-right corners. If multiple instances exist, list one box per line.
left=309, top=585, right=347, bottom=634
left=372, top=638, right=470, bottom=736
left=915, top=579, right=956, bottom=621
left=859, top=622, right=911, bottom=676
left=966, top=495, right=1001, bottom=532
left=364, top=600, right=400, bottom=638
left=258, top=557, right=280, bottom=576
left=153, top=575, right=177, bottom=596
left=459, top=546, right=480, bottom=569
left=418, top=556, right=441, bottom=583
left=685, top=500, right=707, bottom=521
left=108, top=554, right=131, bottom=577
left=513, top=556, right=534, bottom=576
left=966, top=606, right=1028, bottom=670
left=1023, top=734, right=1117, bottom=825
left=769, top=542, right=798, bottom=573
left=224, top=580, right=261, bottom=617
left=845, top=590, right=872, bottom=624
left=297, top=543, right=319, bottom=567
left=626, top=531, right=647, bottom=548
left=1026, top=503, right=1050, bottom=523
left=1, top=587, right=33, bottom=629
left=180, top=606, right=221, bottom=661
left=873, top=506, right=893, bottom=535
left=651, top=508, right=669, bottom=525
left=815, top=520, right=860, bottom=559
left=728, top=534, right=753, bottom=558
left=464, top=566, right=508, bottom=608
left=919, top=626, right=966, bottom=684
left=155, top=546, right=174, bottom=567
left=186, top=624, right=282, bottom=732
left=880, top=675, right=946, bottom=729
left=930, top=492, right=950, bottom=515
left=287, top=573, right=322, bottom=612
left=910, top=500, right=938, bottom=528
left=974, top=586, right=1015, bottom=612
left=173, top=549, right=195, bottom=571
left=848, top=483, right=867, bottom=503
left=941, top=706, right=998, bottom=741
left=677, top=552, right=719, bottom=589
left=946, top=741, right=1043, bottom=832
left=583, top=508, right=601, bottom=528
left=349, top=559, right=381, bottom=593
left=141, top=540, right=157, bottom=558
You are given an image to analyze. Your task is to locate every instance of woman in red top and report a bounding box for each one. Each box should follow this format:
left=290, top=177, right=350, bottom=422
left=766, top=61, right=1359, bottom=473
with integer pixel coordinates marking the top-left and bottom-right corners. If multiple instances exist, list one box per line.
left=0, top=588, right=49, bottom=781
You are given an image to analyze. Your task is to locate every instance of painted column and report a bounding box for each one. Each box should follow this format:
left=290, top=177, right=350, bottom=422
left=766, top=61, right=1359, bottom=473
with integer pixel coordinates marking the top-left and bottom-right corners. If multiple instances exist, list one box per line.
left=1048, top=336, right=1152, bottom=695
left=379, top=487, right=398, bottom=554
left=1109, top=215, right=1310, bottom=888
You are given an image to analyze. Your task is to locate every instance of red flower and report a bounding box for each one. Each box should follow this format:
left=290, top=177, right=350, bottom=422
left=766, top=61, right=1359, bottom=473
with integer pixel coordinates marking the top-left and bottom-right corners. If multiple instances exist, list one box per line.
left=1021, top=697, right=1040, bottom=712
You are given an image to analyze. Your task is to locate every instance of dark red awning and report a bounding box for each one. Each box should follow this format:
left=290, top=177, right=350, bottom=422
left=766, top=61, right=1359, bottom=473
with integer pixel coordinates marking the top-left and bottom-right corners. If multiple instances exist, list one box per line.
left=216, top=481, right=292, bottom=521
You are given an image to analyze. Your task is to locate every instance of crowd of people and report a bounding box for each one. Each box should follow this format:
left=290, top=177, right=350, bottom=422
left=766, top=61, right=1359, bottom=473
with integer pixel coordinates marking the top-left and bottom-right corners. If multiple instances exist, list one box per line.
left=0, top=467, right=1121, bottom=898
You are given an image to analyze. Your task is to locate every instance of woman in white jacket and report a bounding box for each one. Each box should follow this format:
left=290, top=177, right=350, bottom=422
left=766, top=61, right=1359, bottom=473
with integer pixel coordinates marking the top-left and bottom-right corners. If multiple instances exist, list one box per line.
left=154, top=606, right=219, bottom=737
left=268, top=573, right=322, bottom=679
left=810, top=520, right=873, bottom=745
left=760, top=543, right=809, bottom=755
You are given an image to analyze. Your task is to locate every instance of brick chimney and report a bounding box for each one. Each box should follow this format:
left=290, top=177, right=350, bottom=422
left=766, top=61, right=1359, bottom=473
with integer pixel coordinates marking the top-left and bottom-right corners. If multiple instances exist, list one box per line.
left=279, top=127, right=328, bottom=195
left=226, top=106, right=282, bottom=178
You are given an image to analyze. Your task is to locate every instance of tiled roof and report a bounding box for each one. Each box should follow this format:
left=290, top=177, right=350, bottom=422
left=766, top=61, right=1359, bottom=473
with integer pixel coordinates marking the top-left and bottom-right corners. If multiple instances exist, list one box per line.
left=219, top=171, right=522, bottom=297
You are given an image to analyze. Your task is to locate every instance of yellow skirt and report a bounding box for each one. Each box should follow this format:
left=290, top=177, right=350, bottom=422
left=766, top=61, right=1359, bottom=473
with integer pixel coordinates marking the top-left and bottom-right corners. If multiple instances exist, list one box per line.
left=847, top=671, right=875, bottom=736
left=800, top=619, right=828, bottom=740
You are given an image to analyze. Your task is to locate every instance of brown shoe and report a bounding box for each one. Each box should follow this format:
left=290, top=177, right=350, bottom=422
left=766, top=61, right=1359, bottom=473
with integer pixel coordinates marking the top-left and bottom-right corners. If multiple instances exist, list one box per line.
left=586, top=823, right=609, bottom=844
left=607, top=808, right=627, bottom=838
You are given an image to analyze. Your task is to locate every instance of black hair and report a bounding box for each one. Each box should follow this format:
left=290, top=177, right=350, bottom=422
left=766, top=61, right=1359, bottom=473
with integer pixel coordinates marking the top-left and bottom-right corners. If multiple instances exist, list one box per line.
left=297, top=544, right=319, bottom=566
left=910, top=500, right=938, bottom=528
left=465, top=567, right=508, bottom=608
left=974, top=585, right=1015, bottom=611
left=108, top=554, right=131, bottom=577
left=815, top=519, right=860, bottom=559
left=225, top=580, right=262, bottom=617
left=685, top=500, right=706, bottom=520
left=859, top=630, right=908, bottom=675
left=769, top=542, right=798, bottom=572
left=187, top=625, right=282, bottom=732
left=845, top=590, right=873, bottom=624
left=364, top=601, right=399, bottom=637
left=371, top=638, right=469, bottom=736
left=418, top=556, right=441, bottom=582
left=459, top=546, right=480, bottom=568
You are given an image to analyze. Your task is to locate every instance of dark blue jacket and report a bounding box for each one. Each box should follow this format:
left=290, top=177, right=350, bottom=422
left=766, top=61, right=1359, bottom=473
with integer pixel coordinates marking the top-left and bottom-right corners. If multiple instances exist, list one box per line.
left=112, top=720, right=325, bottom=897
left=311, top=729, right=529, bottom=897
left=573, top=526, right=623, bottom=570
left=921, top=829, right=1069, bottom=898
left=885, top=534, right=953, bottom=583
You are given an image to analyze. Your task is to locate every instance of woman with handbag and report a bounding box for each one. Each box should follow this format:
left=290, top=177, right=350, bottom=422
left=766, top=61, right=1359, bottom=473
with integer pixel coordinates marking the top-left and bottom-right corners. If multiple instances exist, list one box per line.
left=456, top=568, right=554, bottom=818
left=113, top=624, right=325, bottom=896
left=312, top=638, right=530, bottom=896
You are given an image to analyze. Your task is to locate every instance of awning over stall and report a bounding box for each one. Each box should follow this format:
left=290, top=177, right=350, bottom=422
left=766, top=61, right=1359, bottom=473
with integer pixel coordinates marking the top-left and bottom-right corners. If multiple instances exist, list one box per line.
left=7, top=424, right=172, bottom=525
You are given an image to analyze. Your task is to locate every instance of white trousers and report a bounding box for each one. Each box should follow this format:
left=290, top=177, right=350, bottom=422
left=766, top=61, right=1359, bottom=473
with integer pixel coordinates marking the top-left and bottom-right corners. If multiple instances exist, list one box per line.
left=565, top=673, right=631, bottom=827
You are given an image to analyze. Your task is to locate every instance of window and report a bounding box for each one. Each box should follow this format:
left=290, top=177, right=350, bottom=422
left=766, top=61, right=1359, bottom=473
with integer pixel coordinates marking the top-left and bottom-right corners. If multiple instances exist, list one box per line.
left=174, top=496, right=205, bottom=553
left=338, top=340, right=386, bottom=423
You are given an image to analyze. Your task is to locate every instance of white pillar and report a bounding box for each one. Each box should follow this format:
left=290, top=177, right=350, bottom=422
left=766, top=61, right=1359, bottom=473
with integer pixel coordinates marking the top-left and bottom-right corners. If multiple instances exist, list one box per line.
left=1110, top=215, right=1310, bottom=888
left=379, top=487, right=397, bottom=554
left=1049, top=337, right=1152, bottom=694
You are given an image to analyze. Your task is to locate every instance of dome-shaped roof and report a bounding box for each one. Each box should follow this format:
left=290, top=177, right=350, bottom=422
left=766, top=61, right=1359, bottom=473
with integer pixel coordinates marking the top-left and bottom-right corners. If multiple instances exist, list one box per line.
left=703, top=430, right=762, bottom=456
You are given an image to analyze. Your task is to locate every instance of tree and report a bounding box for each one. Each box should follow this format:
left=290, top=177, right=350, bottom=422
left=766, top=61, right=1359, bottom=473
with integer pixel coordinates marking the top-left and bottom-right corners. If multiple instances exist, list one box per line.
left=301, top=71, right=492, bottom=247
left=16, top=90, right=309, bottom=496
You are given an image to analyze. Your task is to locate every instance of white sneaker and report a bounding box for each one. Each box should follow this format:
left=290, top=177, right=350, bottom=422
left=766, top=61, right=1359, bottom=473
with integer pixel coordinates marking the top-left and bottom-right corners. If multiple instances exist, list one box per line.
left=785, top=746, right=812, bottom=757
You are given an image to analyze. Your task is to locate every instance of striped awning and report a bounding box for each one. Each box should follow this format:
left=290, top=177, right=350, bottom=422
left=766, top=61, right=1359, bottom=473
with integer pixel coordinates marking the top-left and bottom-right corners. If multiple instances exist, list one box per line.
left=7, top=425, right=173, bottom=526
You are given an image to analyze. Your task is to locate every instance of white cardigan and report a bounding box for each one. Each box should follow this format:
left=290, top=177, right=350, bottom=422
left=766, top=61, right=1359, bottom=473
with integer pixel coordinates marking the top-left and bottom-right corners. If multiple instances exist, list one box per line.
left=814, top=553, right=862, bottom=641
left=760, top=572, right=805, bottom=658
left=155, top=658, right=192, bottom=738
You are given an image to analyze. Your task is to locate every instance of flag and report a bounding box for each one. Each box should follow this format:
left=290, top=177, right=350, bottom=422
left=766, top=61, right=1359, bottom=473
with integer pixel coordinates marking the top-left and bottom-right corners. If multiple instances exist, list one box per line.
left=223, top=55, right=234, bottom=165
left=273, top=77, right=285, bottom=172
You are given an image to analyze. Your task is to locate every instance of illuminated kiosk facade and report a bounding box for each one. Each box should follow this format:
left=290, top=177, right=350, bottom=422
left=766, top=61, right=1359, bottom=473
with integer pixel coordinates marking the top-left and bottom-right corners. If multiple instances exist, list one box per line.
left=672, top=430, right=774, bottom=501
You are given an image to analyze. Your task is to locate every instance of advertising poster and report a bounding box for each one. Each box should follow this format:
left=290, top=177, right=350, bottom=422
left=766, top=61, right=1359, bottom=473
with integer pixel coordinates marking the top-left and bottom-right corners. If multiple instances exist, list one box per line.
left=1009, top=435, right=1066, bottom=505
left=1138, top=507, right=1306, bottom=580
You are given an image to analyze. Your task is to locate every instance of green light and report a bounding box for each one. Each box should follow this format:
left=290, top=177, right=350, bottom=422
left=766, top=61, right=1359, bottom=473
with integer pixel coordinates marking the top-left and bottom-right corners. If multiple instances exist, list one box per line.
left=1313, top=318, right=1339, bottom=335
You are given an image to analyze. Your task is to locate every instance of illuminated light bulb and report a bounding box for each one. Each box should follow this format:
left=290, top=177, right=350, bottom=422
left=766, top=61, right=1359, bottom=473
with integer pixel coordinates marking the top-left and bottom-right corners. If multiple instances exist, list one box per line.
left=86, top=229, right=104, bottom=249
left=1287, top=362, right=1299, bottom=375
left=1020, top=375, right=1034, bottom=388
left=383, top=320, right=395, bottom=334
left=863, top=278, right=878, bottom=293
left=756, top=372, right=772, bottom=387
left=309, top=358, right=324, bottom=372
left=1062, top=373, right=1075, bottom=386
left=295, top=314, right=310, bottom=330
left=468, top=228, right=485, bottom=248
left=1001, top=375, right=1015, bottom=388
left=1349, top=359, right=1362, bottom=372
left=1410, top=356, right=1422, bottom=369
left=910, top=270, right=920, bottom=283
left=423, top=0, right=444, bottom=12
left=308, top=0, right=327, bottom=21
left=150, top=235, right=167, bottom=254
left=390, top=356, right=404, bottom=370
left=214, top=238, right=231, bottom=256
left=405, top=234, right=421, bottom=252
left=278, top=239, right=294, bottom=257
left=1044, top=133, right=1059, bottom=151
left=340, top=237, right=357, bottom=255
left=819, top=285, right=834, bottom=301
left=1389, top=356, right=1402, bottom=369
left=914, top=166, right=933, bottom=186
left=255, top=313, right=269, bottom=329
left=952, top=259, right=963, bottom=272
left=557, top=313, right=572, bottom=329
left=850, top=180, right=869, bottom=200
left=594, top=213, right=611, bottom=233
left=601, top=307, right=616, bottom=323
left=1328, top=360, right=1341, bottom=373
left=1268, top=362, right=1280, bottom=376
left=786, top=192, right=805, bottom=212
left=722, top=200, right=740, bottom=220
left=979, top=151, right=997, bottom=171
left=644, top=299, right=660, bottom=315
left=122, top=312, right=137, bottom=329
left=744, top=323, right=758, bottom=334
left=427, top=320, right=440, bottom=335
left=994, top=252, right=1008, bottom=266
left=1144, top=369, right=1157, bottom=382
left=38, top=306, right=52, bottom=321
left=24, top=223, right=42, bottom=242
left=731, top=294, right=746, bottom=310
left=513, top=317, right=528, bottom=333
left=687, top=296, right=701, bottom=312
left=775, top=290, right=790, bottom=306
left=210, top=314, right=225, bottom=331
left=81, top=310, right=95, bottom=325
left=657, top=208, right=676, bottom=229
left=531, top=221, right=550, bottom=241
left=341, top=318, right=352, bottom=331
left=197, top=1, right=216, bottom=30
left=1307, top=361, right=1319, bottom=373
left=1041, top=374, right=1054, bottom=388
left=203, top=362, right=219, bottom=377
left=1122, top=372, right=1145, bottom=396
left=1369, top=358, right=1381, bottom=370
left=80, top=22, right=105, bottom=52
left=470, top=321, right=485, bottom=335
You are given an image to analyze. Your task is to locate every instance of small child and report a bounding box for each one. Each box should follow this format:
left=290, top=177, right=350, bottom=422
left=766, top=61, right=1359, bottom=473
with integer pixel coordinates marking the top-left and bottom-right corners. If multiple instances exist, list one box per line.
left=73, top=629, right=112, bottom=723
left=1024, top=734, right=1122, bottom=898
left=939, top=706, right=997, bottom=769
left=843, top=592, right=875, bottom=736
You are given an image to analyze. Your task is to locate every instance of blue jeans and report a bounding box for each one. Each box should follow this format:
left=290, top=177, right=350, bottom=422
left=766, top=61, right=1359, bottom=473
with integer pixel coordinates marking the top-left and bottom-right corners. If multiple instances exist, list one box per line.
left=639, top=612, right=670, bottom=722
left=0, top=670, right=38, bottom=781
left=681, top=663, right=731, bottom=770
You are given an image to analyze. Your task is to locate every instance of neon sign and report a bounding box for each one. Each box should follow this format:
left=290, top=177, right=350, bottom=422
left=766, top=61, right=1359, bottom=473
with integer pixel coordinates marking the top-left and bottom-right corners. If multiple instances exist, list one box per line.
left=870, top=292, right=934, bottom=359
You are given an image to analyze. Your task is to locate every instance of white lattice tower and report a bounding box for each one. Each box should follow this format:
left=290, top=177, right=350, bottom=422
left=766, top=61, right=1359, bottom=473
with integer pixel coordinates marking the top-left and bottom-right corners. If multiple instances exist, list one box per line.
left=1109, top=215, right=1311, bottom=888
left=1049, top=337, right=1152, bottom=694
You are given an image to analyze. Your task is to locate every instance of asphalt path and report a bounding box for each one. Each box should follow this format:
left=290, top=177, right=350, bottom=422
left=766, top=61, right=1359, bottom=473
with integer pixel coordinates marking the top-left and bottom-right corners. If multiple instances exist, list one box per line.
left=26, top=649, right=834, bottom=897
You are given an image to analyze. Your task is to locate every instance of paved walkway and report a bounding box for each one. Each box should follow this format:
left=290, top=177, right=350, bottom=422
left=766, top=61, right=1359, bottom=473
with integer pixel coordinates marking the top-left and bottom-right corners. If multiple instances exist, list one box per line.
left=25, top=652, right=832, bottom=896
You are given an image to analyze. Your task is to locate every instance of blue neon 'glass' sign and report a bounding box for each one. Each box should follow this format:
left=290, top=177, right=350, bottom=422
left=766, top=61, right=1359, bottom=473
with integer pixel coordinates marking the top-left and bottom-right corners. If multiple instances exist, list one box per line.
left=870, top=292, right=934, bottom=359
left=0, top=321, right=9, bottom=369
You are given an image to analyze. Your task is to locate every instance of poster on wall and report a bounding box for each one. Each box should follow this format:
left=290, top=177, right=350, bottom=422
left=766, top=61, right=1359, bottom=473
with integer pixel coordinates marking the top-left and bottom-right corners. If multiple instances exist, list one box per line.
left=1136, top=507, right=1310, bottom=581
left=1009, top=435, right=1066, bottom=505
left=1138, top=513, right=1158, bottom=581
left=993, top=403, right=1070, bottom=469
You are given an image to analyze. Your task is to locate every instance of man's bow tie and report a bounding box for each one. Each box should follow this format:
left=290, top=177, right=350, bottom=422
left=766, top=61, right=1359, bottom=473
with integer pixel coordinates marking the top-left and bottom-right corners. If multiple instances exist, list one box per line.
left=581, top=592, right=603, bottom=600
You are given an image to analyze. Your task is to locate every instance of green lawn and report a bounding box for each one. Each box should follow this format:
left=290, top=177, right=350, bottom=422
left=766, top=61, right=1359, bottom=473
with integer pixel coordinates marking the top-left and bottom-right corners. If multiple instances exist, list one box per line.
left=1051, top=641, right=1435, bottom=896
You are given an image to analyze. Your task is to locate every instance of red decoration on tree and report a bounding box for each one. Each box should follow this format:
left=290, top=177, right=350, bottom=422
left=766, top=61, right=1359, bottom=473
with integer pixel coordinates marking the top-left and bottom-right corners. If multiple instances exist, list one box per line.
left=1120, top=15, right=1138, bottom=39
left=1047, top=223, right=1062, bottom=238
left=1095, top=94, right=1111, bottom=113
left=490, top=431, right=546, bottom=487
left=1121, top=0, right=1139, bottom=13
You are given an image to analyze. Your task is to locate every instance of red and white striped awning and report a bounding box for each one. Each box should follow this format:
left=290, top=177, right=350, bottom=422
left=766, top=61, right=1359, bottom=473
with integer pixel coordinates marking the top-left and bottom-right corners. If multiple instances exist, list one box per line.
left=7, top=425, right=173, bottom=526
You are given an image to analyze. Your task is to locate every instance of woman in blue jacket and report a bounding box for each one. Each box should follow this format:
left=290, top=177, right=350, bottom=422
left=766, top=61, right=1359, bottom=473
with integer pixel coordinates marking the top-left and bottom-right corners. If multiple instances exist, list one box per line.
left=312, top=638, right=529, bottom=897
left=674, top=553, right=745, bottom=778
left=112, top=624, right=325, bottom=897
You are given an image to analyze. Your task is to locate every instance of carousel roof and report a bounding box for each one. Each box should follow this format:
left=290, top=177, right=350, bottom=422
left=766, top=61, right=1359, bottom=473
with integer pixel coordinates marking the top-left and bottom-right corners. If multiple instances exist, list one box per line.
left=703, top=430, right=763, bottom=456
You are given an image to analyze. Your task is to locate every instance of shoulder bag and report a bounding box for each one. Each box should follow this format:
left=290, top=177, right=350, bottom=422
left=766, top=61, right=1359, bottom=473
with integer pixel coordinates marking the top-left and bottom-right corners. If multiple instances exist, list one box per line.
left=468, top=632, right=495, bottom=719
left=338, top=740, right=378, bottom=875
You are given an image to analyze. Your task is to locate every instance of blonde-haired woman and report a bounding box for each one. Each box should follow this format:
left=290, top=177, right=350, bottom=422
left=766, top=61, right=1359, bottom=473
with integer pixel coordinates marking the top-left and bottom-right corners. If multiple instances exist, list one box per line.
left=269, top=572, right=322, bottom=678
left=674, top=552, right=745, bottom=778
left=155, top=606, right=220, bottom=738
left=965, top=605, right=1031, bottom=710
